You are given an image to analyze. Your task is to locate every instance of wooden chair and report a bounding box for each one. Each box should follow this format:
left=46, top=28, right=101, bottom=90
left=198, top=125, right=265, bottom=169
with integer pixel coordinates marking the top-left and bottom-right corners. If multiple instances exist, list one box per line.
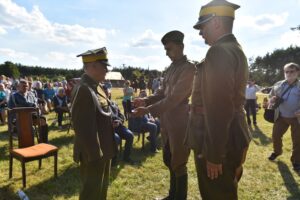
left=8, top=107, right=58, bottom=188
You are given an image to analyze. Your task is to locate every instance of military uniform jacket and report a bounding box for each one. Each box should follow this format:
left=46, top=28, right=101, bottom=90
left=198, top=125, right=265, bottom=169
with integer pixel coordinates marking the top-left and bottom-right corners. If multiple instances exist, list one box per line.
left=145, top=55, right=195, bottom=169
left=71, top=74, right=117, bottom=163
left=200, top=34, right=251, bottom=164
left=184, top=62, right=205, bottom=153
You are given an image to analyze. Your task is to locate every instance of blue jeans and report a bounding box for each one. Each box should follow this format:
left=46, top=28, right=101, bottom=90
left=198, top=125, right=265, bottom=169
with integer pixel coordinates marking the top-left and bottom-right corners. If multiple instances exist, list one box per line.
left=141, top=121, right=158, bottom=151
left=115, top=125, right=134, bottom=160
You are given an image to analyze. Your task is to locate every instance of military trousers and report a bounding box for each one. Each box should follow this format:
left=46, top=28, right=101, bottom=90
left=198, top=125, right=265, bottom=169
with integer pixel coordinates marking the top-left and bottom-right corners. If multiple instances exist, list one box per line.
left=194, top=149, right=247, bottom=200
left=79, top=156, right=111, bottom=200
left=272, top=116, right=300, bottom=164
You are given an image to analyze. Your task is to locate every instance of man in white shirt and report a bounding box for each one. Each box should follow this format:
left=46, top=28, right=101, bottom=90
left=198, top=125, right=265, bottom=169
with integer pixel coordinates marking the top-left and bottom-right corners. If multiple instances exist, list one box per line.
left=245, top=80, right=260, bottom=126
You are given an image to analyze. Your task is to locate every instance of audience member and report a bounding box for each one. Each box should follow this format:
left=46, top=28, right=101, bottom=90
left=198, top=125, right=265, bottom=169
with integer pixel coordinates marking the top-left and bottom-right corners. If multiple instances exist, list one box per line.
left=8, top=79, right=49, bottom=143
left=122, top=80, right=134, bottom=120
left=34, top=81, right=48, bottom=114
left=268, top=62, right=300, bottom=173
left=53, top=87, right=69, bottom=129
left=0, top=83, right=7, bottom=125
left=44, top=83, right=56, bottom=111
left=110, top=101, right=135, bottom=164
left=245, top=80, right=260, bottom=126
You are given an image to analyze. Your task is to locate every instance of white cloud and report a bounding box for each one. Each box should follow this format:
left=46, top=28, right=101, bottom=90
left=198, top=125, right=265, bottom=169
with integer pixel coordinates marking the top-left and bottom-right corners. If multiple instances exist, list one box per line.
left=43, top=51, right=82, bottom=68
left=237, top=12, right=289, bottom=31
left=280, top=30, right=300, bottom=46
left=110, top=53, right=169, bottom=70
left=0, top=48, right=38, bottom=60
left=130, top=29, right=161, bottom=48
left=0, top=26, right=6, bottom=34
left=0, top=0, right=113, bottom=44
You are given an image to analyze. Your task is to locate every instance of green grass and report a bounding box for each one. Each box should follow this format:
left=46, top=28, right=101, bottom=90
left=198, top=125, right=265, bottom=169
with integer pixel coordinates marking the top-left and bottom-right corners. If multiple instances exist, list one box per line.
left=0, top=90, right=300, bottom=200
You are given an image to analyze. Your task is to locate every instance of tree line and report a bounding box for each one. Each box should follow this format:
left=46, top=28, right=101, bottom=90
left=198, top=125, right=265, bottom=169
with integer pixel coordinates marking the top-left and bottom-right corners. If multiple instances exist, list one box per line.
left=1, top=45, right=299, bottom=85
left=249, top=46, right=300, bottom=86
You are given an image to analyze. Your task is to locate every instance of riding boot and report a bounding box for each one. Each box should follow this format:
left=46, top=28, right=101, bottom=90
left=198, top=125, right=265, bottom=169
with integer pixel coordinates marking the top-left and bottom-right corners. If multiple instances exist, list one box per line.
left=174, top=173, right=187, bottom=200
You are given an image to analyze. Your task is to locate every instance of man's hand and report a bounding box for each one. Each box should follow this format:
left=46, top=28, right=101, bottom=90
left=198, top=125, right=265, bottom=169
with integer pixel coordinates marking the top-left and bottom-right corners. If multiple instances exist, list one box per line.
left=112, top=120, right=120, bottom=128
left=270, top=96, right=277, bottom=104
left=206, top=160, right=223, bottom=180
left=133, top=98, right=146, bottom=107
left=132, top=107, right=149, bottom=117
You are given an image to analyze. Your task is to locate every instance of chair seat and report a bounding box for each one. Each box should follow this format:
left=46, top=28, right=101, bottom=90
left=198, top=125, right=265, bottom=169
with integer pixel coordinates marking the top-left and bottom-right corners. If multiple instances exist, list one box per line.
left=12, top=143, right=58, bottom=158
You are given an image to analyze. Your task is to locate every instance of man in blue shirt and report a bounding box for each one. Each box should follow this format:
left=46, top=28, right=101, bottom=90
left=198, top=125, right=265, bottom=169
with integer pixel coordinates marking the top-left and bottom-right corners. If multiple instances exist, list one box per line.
left=268, top=62, right=300, bottom=172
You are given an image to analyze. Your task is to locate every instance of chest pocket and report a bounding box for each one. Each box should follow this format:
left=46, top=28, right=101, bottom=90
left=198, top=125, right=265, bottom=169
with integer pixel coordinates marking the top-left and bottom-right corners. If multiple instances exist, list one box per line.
left=97, top=87, right=110, bottom=112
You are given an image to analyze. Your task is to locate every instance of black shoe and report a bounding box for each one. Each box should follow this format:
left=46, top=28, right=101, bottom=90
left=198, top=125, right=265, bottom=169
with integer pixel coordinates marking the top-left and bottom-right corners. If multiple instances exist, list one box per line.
left=150, top=149, right=159, bottom=154
left=155, top=197, right=171, bottom=200
left=268, top=152, right=280, bottom=161
left=111, top=157, right=118, bottom=167
left=175, top=174, right=187, bottom=200
left=123, top=158, right=137, bottom=165
left=293, top=163, right=300, bottom=172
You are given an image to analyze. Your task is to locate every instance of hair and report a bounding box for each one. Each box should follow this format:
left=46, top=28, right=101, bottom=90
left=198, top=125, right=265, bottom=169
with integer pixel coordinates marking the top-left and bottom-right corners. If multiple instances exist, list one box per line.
left=35, top=81, right=42, bottom=89
left=283, top=62, right=300, bottom=71
left=124, top=80, right=131, bottom=86
left=217, top=16, right=234, bottom=32
left=139, top=90, right=147, bottom=98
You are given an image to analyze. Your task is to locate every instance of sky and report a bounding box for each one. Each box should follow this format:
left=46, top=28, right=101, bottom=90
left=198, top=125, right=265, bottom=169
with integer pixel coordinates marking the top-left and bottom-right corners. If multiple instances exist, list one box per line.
left=0, top=0, right=299, bottom=71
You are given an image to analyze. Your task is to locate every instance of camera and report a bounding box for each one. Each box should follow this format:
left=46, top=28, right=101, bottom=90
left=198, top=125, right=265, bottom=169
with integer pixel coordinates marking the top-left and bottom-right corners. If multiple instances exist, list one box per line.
left=272, top=97, right=284, bottom=109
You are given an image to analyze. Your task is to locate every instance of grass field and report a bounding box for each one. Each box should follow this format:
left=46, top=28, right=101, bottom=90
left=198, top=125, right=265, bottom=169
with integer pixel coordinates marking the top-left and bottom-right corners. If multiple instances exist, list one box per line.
left=0, top=89, right=300, bottom=200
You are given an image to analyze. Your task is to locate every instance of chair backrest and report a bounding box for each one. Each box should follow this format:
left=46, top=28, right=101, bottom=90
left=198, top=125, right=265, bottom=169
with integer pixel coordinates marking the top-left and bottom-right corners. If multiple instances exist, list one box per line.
left=8, top=107, right=40, bottom=149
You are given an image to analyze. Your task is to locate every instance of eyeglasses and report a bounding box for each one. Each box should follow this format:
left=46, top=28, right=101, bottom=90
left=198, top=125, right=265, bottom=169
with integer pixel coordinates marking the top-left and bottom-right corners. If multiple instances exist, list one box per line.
left=284, top=70, right=296, bottom=74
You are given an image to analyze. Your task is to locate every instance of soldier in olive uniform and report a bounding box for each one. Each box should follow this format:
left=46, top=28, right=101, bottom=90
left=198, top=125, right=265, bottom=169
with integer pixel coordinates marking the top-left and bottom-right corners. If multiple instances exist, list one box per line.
left=71, top=47, right=117, bottom=200
left=185, top=0, right=252, bottom=199
left=134, top=31, right=195, bottom=200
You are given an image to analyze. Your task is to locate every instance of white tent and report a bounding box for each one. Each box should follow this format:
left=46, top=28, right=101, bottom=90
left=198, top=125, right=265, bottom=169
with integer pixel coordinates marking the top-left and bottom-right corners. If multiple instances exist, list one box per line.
left=105, top=71, right=124, bottom=81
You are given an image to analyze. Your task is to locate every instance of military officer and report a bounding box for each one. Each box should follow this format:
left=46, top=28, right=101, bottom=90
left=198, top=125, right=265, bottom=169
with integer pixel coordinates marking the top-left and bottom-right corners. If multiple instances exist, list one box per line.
left=133, top=30, right=195, bottom=200
left=71, top=47, right=117, bottom=200
left=187, top=0, right=252, bottom=199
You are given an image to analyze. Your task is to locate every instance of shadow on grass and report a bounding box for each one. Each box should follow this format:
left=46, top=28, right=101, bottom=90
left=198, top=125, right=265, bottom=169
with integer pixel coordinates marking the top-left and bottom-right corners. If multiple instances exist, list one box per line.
left=110, top=135, right=162, bottom=180
left=277, top=161, right=300, bottom=199
left=250, top=125, right=272, bottom=146
left=23, top=164, right=81, bottom=200
left=0, top=128, right=9, bottom=141
left=0, top=185, right=19, bottom=200
left=0, top=145, right=8, bottom=161
left=49, top=133, right=74, bottom=148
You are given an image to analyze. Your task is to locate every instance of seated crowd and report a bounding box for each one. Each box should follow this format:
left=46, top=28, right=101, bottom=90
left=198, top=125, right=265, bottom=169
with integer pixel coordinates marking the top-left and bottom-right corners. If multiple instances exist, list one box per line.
left=0, top=74, right=162, bottom=166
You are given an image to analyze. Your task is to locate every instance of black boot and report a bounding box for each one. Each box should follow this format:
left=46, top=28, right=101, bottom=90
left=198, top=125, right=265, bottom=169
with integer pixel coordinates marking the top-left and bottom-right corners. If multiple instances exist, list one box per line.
left=174, top=174, right=187, bottom=200
left=160, top=170, right=176, bottom=200
left=39, top=125, right=48, bottom=143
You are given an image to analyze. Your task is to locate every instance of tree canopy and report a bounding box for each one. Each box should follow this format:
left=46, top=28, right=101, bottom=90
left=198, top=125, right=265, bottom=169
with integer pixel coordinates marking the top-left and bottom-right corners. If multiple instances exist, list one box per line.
left=1, top=45, right=300, bottom=85
left=249, top=46, right=300, bottom=86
